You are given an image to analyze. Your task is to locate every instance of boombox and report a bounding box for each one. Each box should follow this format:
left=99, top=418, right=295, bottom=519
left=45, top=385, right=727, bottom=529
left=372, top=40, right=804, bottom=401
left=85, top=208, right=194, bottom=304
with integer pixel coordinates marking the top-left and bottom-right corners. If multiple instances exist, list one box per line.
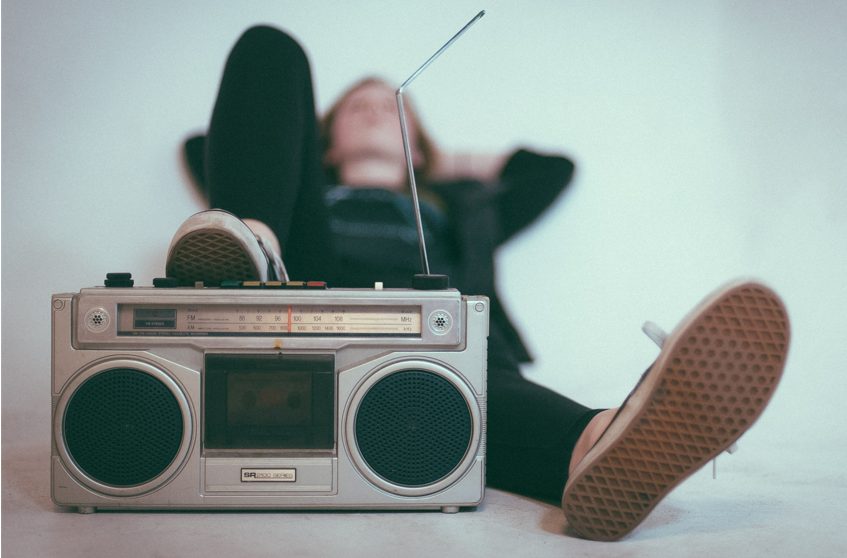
left=53, top=9, right=491, bottom=516
left=51, top=282, right=488, bottom=513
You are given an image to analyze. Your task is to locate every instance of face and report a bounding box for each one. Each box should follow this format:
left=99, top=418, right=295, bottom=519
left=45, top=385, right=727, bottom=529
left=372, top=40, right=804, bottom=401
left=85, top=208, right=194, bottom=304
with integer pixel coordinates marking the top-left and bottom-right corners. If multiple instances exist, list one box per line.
left=324, top=81, right=420, bottom=168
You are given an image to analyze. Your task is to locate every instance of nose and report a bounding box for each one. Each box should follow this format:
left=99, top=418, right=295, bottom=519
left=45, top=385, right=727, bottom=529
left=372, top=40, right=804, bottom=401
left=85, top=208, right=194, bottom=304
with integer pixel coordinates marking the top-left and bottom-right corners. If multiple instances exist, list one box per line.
left=359, top=99, right=394, bottom=115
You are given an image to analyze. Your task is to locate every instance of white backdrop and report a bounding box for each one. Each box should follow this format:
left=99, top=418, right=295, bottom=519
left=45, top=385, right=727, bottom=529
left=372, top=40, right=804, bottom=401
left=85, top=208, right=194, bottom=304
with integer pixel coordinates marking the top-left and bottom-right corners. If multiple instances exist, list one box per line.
left=3, top=0, right=846, bottom=458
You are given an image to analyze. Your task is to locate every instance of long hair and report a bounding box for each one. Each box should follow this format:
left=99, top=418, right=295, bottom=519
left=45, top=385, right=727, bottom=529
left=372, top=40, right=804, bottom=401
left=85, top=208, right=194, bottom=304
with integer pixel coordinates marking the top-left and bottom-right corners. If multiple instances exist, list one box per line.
left=319, top=76, right=437, bottom=186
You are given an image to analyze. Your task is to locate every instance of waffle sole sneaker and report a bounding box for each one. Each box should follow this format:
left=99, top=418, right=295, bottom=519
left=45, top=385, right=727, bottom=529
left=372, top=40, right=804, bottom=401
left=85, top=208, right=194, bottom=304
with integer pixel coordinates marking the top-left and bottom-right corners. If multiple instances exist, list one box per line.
left=562, top=280, right=791, bottom=541
left=165, top=209, right=274, bottom=286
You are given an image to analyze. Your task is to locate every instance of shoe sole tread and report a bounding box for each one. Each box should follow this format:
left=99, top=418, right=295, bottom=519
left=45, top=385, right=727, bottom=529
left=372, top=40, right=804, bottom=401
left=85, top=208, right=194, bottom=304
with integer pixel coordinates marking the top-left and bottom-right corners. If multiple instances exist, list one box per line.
left=563, top=281, right=790, bottom=541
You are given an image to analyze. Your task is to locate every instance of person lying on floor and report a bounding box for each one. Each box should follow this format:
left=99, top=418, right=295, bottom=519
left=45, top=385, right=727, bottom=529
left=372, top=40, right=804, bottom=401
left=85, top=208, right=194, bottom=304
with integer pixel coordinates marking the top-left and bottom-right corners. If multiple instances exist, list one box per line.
left=168, top=25, right=791, bottom=540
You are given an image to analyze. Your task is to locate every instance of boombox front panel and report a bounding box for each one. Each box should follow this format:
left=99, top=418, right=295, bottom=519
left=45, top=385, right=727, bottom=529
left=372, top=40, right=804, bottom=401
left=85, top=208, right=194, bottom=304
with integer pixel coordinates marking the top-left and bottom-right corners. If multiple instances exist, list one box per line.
left=51, top=287, right=488, bottom=513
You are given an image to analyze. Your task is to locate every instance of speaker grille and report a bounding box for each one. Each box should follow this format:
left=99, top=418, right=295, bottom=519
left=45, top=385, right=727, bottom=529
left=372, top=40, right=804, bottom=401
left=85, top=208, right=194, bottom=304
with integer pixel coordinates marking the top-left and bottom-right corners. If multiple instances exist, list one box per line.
left=355, top=370, right=472, bottom=487
left=63, top=368, right=184, bottom=487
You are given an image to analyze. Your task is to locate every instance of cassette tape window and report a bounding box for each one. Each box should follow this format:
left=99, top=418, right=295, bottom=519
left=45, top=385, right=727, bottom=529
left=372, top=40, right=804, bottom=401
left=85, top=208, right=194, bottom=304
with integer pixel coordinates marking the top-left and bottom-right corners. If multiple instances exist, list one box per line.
left=204, top=354, right=334, bottom=450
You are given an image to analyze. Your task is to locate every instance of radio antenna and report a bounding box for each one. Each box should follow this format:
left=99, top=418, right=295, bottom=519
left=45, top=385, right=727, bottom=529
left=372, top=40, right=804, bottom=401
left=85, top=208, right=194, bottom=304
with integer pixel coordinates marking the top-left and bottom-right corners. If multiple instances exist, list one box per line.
left=397, top=10, right=486, bottom=290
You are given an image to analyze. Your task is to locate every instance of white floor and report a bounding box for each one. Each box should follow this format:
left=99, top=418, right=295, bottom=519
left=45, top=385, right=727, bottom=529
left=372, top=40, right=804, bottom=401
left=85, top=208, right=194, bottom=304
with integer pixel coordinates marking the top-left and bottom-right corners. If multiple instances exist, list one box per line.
left=3, top=387, right=846, bottom=558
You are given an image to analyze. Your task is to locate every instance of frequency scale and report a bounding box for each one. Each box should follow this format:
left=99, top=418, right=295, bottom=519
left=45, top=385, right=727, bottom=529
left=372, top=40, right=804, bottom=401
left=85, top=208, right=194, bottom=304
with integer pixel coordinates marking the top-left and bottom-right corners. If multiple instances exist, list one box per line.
left=119, top=301, right=422, bottom=336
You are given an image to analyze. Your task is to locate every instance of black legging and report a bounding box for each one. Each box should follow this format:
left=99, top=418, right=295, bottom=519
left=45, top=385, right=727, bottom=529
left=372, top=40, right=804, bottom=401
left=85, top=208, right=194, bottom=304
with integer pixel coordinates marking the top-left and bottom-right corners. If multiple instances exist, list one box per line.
left=206, top=25, right=337, bottom=283
left=204, top=24, right=601, bottom=503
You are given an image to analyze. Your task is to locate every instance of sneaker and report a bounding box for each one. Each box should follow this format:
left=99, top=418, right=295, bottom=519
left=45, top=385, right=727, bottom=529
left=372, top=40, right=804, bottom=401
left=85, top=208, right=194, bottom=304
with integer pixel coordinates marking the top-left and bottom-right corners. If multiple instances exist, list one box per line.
left=165, top=209, right=288, bottom=286
left=562, top=280, right=790, bottom=541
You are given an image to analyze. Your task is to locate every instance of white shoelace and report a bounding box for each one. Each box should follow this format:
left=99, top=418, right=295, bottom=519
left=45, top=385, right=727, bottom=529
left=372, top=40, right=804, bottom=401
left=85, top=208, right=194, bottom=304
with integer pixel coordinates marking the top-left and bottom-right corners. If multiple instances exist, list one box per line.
left=641, top=321, right=738, bottom=479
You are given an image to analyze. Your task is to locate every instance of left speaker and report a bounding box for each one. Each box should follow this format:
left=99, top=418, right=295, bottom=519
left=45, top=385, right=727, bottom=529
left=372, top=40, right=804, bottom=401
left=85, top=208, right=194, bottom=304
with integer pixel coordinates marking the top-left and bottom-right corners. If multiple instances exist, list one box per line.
left=54, top=359, right=193, bottom=497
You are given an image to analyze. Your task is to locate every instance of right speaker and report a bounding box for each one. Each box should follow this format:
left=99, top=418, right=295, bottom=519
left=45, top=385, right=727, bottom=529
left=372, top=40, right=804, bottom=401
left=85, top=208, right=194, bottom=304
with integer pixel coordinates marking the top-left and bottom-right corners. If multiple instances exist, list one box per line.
left=346, top=360, right=483, bottom=497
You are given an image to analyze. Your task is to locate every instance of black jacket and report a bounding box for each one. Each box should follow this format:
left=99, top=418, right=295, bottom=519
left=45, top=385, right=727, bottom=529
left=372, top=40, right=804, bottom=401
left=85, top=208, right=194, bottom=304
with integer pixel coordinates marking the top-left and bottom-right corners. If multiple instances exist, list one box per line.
left=430, top=149, right=575, bottom=363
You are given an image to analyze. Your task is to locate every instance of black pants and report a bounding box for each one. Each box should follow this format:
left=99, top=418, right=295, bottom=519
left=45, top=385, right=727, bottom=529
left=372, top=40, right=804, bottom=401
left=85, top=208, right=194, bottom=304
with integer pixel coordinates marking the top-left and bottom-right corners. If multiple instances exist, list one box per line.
left=205, top=25, right=601, bottom=503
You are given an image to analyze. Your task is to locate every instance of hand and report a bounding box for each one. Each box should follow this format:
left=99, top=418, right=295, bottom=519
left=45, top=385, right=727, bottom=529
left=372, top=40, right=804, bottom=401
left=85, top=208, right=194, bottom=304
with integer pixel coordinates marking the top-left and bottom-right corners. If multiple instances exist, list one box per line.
left=430, top=150, right=509, bottom=183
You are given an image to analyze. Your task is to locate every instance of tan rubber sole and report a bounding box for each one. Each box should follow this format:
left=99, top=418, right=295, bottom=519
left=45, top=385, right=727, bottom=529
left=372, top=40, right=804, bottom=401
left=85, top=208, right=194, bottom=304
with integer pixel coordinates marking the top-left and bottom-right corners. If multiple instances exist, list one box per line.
left=562, top=280, right=790, bottom=541
left=167, top=230, right=262, bottom=285
left=165, top=210, right=266, bottom=286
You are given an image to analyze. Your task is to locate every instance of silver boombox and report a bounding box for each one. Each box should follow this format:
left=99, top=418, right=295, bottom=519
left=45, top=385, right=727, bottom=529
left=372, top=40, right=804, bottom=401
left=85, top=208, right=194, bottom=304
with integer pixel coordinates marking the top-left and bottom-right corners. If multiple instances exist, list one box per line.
left=52, top=11, right=491, bottom=515
left=51, top=283, right=488, bottom=513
